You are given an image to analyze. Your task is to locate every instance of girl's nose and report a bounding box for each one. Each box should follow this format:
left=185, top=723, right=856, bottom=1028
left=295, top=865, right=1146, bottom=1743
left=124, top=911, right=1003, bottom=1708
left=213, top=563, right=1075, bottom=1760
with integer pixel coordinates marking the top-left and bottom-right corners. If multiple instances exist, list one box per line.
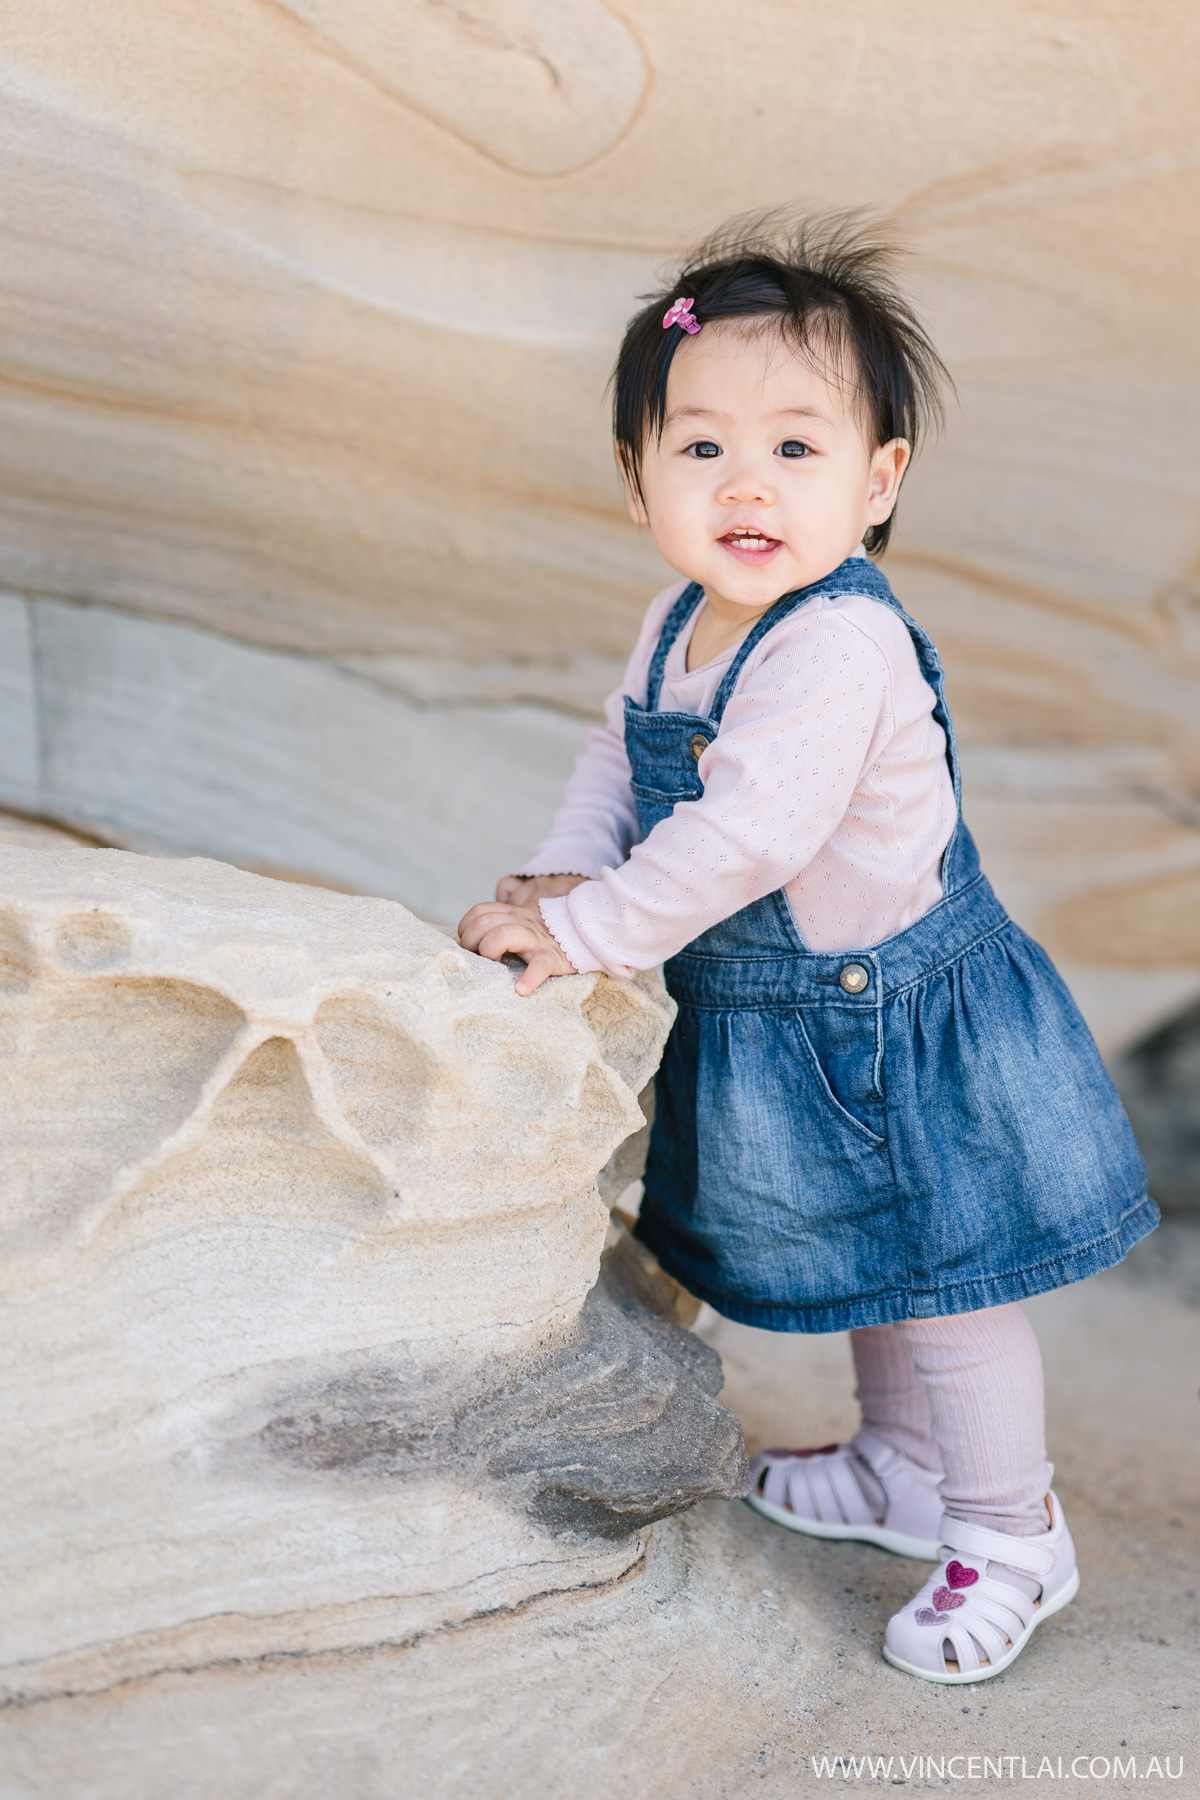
left=719, top=462, right=776, bottom=506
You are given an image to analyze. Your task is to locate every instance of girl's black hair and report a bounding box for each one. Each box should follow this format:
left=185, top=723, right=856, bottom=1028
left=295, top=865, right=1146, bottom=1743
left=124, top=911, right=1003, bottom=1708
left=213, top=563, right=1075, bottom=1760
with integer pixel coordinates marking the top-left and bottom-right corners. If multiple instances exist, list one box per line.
left=612, top=210, right=950, bottom=555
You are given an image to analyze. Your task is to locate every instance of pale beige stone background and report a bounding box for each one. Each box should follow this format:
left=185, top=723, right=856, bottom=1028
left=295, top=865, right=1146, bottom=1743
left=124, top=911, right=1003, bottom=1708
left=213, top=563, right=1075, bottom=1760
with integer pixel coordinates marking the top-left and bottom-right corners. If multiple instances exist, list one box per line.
left=0, top=0, right=1198, bottom=1058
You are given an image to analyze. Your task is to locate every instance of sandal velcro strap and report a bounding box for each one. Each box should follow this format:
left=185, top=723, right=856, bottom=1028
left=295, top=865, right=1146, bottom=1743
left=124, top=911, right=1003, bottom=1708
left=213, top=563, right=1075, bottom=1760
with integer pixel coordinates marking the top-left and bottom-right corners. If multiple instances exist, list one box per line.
left=849, top=1428, right=907, bottom=1481
left=939, top=1516, right=1056, bottom=1578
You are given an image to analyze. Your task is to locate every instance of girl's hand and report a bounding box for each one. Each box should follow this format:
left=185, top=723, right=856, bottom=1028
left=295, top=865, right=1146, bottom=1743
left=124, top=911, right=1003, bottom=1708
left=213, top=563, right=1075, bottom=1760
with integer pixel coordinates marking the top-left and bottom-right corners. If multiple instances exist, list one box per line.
left=494, top=872, right=587, bottom=905
left=457, top=899, right=578, bottom=995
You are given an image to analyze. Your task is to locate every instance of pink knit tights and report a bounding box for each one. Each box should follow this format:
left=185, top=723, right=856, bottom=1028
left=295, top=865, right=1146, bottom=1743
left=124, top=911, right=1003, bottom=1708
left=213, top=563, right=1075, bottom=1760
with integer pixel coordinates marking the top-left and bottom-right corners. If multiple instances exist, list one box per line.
left=851, top=1304, right=1052, bottom=1537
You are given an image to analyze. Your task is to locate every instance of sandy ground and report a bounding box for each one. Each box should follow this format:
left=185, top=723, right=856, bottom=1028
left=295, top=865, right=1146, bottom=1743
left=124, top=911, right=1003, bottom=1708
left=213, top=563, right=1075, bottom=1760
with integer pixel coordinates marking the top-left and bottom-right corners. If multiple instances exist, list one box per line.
left=4, top=1219, right=1196, bottom=1800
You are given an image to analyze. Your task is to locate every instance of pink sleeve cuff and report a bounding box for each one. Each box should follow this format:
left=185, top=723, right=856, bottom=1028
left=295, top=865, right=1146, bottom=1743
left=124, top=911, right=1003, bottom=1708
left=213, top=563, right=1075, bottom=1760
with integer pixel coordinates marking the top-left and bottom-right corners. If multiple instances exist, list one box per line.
left=538, top=896, right=609, bottom=977
left=514, top=858, right=605, bottom=881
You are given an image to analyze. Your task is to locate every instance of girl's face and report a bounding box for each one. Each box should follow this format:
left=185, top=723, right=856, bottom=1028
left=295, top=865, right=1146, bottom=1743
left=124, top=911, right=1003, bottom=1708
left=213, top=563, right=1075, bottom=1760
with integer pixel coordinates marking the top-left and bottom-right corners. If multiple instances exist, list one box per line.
left=630, top=322, right=910, bottom=614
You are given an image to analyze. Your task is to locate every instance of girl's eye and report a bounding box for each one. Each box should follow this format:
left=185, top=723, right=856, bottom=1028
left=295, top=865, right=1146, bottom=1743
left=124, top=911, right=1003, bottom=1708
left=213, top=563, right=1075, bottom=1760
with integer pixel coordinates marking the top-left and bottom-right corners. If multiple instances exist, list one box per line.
left=777, top=439, right=811, bottom=458
left=685, top=440, right=721, bottom=459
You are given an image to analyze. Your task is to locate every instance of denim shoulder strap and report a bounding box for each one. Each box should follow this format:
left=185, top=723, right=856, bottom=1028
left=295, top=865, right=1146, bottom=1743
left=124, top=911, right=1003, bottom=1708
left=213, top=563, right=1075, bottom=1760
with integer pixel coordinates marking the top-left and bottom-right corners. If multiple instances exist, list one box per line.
left=860, top=571, right=974, bottom=893
left=644, top=583, right=704, bottom=712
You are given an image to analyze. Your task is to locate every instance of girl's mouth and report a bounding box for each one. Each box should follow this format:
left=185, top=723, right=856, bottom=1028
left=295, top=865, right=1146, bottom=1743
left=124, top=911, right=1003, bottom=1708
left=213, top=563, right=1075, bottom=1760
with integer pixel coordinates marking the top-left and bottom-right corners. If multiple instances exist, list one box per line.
left=720, top=527, right=782, bottom=563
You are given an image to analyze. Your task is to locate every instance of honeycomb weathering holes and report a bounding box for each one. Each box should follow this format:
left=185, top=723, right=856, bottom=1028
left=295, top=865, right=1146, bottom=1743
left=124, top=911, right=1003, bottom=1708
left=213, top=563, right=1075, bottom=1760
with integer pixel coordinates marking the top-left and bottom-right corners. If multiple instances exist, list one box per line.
left=112, top=1034, right=391, bottom=1226
left=312, top=992, right=440, bottom=1150
left=0, top=975, right=247, bottom=1254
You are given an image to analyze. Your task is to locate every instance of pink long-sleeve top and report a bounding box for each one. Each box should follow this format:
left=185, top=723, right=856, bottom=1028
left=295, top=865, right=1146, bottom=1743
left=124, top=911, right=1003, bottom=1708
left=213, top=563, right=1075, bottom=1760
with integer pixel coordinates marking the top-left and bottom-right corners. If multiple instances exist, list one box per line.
left=522, top=564, right=958, bottom=979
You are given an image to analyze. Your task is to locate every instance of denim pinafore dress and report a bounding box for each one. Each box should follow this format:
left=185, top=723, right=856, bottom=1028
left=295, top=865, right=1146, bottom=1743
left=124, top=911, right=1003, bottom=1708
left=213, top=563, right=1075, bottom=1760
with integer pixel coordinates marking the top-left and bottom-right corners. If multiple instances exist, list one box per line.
left=628, top=556, right=1157, bottom=1333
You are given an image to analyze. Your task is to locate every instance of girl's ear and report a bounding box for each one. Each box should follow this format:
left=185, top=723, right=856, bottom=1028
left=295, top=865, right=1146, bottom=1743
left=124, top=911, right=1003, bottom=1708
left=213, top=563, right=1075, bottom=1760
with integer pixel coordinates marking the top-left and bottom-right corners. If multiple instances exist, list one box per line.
left=865, top=438, right=911, bottom=524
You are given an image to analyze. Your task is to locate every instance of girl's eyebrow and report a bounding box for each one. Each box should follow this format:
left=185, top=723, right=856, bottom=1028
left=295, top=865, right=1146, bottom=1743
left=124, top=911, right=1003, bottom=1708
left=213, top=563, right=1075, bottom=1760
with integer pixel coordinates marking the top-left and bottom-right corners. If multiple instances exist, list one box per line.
left=664, top=403, right=835, bottom=427
left=664, top=404, right=725, bottom=424
left=775, top=405, right=834, bottom=426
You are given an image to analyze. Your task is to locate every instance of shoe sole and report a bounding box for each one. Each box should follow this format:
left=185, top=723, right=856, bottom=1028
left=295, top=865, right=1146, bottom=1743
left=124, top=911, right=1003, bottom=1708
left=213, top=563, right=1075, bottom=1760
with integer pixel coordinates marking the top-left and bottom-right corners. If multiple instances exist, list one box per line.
left=881, top=1565, right=1081, bottom=1684
left=744, top=1490, right=941, bottom=1560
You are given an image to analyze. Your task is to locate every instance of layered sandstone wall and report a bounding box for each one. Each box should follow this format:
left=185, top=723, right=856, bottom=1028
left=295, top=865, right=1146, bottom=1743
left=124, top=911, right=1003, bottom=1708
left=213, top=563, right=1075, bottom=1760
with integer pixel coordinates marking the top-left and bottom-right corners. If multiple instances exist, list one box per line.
left=0, top=3, right=1198, bottom=1051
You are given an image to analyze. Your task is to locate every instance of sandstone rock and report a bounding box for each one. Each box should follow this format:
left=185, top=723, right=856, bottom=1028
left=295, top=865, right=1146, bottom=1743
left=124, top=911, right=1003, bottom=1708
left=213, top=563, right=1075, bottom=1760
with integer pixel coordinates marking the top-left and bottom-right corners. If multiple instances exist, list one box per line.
left=0, top=844, right=747, bottom=1709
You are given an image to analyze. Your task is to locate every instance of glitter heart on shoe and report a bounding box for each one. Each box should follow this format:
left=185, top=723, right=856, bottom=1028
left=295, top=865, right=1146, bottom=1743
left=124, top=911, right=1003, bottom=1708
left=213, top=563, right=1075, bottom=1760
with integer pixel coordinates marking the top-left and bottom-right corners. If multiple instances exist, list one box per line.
left=945, top=1560, right=979, bottom=1588
left=931, top=1587, right=966, bottom=1611
left=915, top=1607, right=953, bottom=1626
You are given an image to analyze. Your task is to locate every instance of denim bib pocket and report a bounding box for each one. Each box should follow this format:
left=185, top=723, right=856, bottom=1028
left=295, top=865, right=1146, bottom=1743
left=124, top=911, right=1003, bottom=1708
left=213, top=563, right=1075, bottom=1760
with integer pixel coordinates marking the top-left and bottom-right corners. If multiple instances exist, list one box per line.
left=630, top=777, right=697, bottom=810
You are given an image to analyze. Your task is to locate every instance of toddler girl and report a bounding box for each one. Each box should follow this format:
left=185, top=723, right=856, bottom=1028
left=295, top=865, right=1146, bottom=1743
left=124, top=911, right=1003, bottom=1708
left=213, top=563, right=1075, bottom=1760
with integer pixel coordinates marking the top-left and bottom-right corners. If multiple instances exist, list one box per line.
left=458, top=216, right=1156, bottom=1683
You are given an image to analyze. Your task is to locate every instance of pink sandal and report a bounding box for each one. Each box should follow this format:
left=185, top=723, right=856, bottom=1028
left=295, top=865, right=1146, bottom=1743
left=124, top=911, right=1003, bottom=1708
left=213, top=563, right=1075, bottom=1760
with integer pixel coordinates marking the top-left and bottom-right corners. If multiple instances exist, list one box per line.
left=883, top=1492, right=1079, bottom=1683
left=747, top=1428, right=944, bottom=1559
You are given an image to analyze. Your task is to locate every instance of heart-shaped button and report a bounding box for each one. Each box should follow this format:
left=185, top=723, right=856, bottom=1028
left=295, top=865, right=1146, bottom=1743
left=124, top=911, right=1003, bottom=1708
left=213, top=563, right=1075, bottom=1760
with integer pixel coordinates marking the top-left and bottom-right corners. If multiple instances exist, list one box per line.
left=932, top=1586, right=966, bottom=1611
left=945, top=1559, right=979, bottom=1589
left=915, top=1607, right=953, bottom=1627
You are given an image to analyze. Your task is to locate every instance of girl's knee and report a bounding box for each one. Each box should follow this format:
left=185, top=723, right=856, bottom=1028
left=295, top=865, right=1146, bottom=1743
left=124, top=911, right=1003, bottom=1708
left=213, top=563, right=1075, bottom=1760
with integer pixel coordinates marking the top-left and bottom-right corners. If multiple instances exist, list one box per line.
left=898, top=1302, right=1030, bottom=1347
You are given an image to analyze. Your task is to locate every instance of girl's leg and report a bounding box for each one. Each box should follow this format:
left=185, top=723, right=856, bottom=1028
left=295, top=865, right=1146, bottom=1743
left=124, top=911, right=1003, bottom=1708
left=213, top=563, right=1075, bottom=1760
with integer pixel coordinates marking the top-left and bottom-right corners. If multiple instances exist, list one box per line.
left=884, top=1305, right=1078, bottom=1682
left=896, top=1304, right=1052, bottom=1540
left=851, top=1322, right=942, bottom=1472
left=747, top=1322, right=945, bottom=1552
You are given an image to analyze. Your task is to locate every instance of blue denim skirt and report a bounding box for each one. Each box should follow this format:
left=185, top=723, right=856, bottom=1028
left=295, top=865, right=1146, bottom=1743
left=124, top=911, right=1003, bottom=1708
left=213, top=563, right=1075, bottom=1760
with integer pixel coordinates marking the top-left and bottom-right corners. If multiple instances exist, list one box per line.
left=636, top=874, right=1156, bottom=1333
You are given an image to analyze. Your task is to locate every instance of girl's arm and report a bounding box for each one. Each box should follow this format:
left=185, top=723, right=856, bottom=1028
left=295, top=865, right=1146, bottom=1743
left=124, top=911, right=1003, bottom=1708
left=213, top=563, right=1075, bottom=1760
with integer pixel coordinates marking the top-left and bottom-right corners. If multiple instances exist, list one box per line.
left=538, top=609, right=895, bottom=979
left=504, top=581, right=688, bottom=885
left=510, top=701, right=640, bottom=884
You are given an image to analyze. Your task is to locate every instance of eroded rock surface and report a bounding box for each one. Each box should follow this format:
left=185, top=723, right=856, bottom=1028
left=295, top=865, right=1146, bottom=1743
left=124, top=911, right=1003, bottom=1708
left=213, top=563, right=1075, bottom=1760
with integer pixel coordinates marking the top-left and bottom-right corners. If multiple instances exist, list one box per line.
left=0, top=844, right=747, bottom=1709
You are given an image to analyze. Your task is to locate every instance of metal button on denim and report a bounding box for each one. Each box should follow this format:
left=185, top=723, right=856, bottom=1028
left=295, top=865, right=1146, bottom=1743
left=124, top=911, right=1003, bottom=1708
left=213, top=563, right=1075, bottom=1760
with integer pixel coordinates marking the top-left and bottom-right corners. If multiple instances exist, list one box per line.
left=838, top=962, right=870, bottom=994
left=689, top=733, right=710, bottom=761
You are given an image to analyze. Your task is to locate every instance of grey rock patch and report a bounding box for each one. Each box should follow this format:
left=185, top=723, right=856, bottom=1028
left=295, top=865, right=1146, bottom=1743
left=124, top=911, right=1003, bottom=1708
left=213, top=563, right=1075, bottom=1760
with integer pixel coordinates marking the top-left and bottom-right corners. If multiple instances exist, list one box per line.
left=253, top=1228, right=750, bottom=1541
left=1113, top=998, right=1200, bottom=1211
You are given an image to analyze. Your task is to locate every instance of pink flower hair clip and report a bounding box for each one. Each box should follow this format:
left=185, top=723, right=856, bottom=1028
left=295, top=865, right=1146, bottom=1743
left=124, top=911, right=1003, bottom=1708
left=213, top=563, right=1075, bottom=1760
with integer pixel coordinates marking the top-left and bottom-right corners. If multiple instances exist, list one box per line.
left=663, top=296, right=701, bottom=334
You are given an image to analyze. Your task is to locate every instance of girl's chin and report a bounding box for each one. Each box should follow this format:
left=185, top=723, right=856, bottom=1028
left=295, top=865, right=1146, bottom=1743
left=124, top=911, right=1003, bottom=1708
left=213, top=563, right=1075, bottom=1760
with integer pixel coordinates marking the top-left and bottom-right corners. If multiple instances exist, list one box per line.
left=703, top=562, right=805, bottom=605
left=698, top=546, right=852, bottom=604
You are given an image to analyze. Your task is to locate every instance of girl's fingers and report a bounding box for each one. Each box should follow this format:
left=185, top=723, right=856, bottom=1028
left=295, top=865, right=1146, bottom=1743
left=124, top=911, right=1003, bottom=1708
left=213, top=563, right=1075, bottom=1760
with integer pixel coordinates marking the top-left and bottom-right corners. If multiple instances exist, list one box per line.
left=458, top=900, right=521, bottom=949
left=457, top=905, right=575, bottom=993
left=514, top=950, right=561, bottom=996
left=493, top=874, right=586, bottom=904
left=458, top=897, right=576, bottom=994
left=459, top=918, right=525, bottom=959
left=475, top=922, right=539, bottom=963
